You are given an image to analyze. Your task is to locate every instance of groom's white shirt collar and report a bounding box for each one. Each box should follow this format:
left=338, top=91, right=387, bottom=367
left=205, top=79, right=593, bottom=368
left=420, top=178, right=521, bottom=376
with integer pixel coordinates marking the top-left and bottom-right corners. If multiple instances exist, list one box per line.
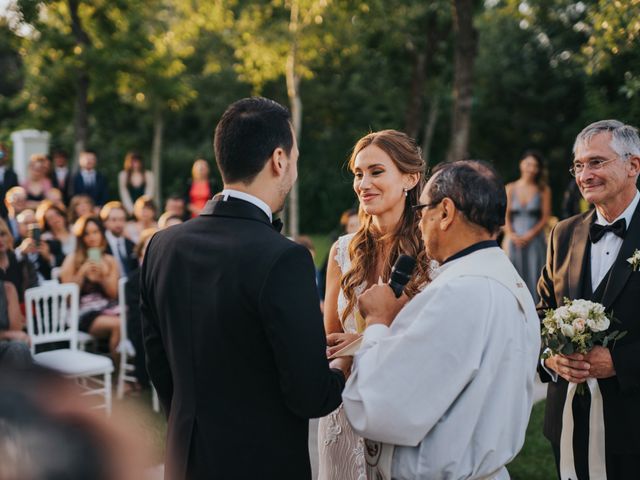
left=220, top=189, right=273, bottom=222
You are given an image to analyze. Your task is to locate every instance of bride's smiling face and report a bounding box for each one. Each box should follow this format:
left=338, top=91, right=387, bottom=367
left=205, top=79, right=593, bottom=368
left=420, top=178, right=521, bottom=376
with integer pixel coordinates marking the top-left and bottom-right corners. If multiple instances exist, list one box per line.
left=352, top=145, right=408, bottom=219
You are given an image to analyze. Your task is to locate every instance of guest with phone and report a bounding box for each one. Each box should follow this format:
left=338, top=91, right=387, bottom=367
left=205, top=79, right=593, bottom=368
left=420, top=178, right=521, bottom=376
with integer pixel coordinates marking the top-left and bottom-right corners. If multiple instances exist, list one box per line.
left=60, top=215, right=120, bottom=358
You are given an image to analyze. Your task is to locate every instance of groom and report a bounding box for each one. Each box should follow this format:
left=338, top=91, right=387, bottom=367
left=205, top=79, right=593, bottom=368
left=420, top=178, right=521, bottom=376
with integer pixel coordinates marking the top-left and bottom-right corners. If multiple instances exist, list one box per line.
left=141, top=97, right=347, bottom=479
left=538, top=120, right=640, bottom=478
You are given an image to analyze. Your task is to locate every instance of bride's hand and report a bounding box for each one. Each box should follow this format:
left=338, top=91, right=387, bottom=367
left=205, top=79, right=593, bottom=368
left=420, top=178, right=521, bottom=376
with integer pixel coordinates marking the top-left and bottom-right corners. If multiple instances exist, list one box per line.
left=326, top=332, right=361, bottom=357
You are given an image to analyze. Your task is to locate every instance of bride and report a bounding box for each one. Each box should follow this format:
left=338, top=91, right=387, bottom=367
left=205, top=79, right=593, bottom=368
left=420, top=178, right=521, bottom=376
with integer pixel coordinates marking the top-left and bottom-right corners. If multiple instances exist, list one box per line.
left=318, top=129, right=431, bottom=479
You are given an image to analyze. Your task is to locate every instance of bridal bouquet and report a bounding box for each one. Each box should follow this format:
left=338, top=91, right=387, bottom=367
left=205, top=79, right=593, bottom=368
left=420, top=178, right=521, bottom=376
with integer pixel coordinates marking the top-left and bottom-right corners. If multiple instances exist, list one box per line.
left=542, top=298, right=626, bottom=394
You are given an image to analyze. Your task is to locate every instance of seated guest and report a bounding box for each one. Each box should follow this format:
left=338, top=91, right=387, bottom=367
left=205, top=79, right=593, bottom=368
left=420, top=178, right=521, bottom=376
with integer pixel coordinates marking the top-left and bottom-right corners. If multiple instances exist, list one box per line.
left=123, top=227, right=157, bottom=389
left=5, top=186, right=27, bottom=241
left=157, top=212, right=183, bottom=229
left=14, top=210, right=59, bottom=282
left=0, top=219, right=37, bottom=302
left=164, top=194, right=187, bottom=221
left=125, top=195, right=157, bottom=244
left=37, top=200, right=76, bottom=260
left=70, top=151, right=109, bottom=207
left=59, top=215, right=120, bottom=359
left=0, top=279, right=30, bottom=367
left=22, top=154, right=53, bottom=210
left=68, top=194, right=95, bottom=225
left=118, top=152, right=154, bottom=216
left=100, top=201, right=137, bottom=277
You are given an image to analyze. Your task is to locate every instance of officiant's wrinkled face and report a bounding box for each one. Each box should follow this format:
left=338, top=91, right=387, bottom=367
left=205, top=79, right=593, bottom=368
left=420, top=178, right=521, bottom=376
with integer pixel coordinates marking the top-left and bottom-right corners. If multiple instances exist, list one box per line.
left=574, top=132, right=634, bottom=206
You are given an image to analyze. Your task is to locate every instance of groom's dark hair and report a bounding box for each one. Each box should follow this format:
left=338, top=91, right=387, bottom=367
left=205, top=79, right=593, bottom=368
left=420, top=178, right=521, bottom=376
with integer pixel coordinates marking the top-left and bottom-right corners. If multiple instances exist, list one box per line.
left=428, top=160, right=506, bottom=235
left=214, top=97, right=294, bottom=184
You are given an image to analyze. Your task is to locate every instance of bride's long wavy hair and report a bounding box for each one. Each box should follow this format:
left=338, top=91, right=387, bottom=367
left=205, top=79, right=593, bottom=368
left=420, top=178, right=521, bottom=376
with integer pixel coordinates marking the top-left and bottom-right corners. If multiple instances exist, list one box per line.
left=340, top=130, right=430, bottom=326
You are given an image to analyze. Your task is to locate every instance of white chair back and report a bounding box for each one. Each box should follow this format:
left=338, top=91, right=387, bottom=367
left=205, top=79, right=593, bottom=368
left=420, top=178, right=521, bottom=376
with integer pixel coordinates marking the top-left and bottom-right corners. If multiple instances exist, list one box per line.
left=118, top=277, right=128, bottom=343
left=25, top=283, right=80, bottom=354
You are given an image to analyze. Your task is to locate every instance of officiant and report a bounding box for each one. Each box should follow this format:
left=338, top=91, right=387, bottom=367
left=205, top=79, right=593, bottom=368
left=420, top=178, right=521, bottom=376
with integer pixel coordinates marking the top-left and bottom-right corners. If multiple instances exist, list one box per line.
left=538, top=120, right=640, bottom=479
left=342, top=160, right=540, bottom=479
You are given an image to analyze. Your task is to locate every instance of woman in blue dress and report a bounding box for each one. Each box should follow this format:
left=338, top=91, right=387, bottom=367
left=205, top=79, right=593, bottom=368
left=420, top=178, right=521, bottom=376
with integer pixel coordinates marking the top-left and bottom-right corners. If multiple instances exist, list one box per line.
left=505, top=150, right=551, bottom=299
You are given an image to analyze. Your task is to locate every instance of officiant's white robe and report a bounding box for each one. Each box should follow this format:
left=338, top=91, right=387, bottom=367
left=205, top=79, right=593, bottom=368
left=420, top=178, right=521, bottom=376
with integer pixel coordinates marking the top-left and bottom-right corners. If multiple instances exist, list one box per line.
left=343, top=246, right=541, bottom=480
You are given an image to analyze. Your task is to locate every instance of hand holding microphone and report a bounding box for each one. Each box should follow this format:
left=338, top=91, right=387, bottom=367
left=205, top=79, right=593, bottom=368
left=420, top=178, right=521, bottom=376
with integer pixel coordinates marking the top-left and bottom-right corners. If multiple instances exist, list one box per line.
left=357, top=255, right=416, bottom=328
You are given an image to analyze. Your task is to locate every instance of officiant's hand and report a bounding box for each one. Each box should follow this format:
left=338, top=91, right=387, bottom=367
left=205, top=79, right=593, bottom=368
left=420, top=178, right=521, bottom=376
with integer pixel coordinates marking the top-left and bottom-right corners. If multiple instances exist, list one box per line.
left=326, top=332, right=361, bottom=357
left=357, top=284, right=408, bottom=328
left=584, top=346, right=616, bottom=379
left=545, top=353, right=590, bottom=383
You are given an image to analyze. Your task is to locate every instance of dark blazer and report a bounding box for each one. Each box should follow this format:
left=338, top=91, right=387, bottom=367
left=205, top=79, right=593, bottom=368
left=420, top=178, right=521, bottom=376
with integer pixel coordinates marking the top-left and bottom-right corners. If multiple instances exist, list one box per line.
left=105, top=236, right=137, bottom=277
left=537, top=203, right=640, bottom=454
left=51, top=168, right=72, bottom=203
left=70, top=170, right=109, bottom=206
left=141, top=197, right=345, bottom=480
left=0, top=168, right=19, bottom=219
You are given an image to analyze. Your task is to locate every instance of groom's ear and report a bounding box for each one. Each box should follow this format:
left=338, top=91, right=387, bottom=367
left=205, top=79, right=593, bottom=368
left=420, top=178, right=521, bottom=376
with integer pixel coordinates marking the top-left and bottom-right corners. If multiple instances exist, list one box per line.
left=269, top=147, right=286, bottom=177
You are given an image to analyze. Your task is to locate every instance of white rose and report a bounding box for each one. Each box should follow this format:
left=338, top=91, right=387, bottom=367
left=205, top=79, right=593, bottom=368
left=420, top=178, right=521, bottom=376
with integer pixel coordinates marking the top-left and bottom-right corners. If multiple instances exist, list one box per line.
left=561, top=323, right=575, bottom=338
left=572, top=318, right=586, bottom=333
left=591, top=316, right=610, bottom=332
left=569, top=300, right=591, bottom=319
left=556, top=306, right=571, bottom=321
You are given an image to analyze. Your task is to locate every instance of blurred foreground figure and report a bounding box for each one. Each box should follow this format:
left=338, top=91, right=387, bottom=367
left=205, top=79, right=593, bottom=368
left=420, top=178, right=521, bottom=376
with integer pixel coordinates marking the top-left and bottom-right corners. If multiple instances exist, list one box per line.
left=0, top=366, right=150, bottom=480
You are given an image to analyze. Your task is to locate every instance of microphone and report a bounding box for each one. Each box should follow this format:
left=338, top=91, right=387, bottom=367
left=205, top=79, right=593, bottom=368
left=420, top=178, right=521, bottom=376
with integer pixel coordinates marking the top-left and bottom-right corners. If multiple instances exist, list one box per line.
left=388, top=254, right=417, bottom=298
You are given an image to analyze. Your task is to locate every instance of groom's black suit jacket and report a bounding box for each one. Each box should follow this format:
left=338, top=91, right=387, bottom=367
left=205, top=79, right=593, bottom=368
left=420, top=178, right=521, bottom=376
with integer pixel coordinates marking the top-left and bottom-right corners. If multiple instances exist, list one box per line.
left=141, top=197, right=345, bottom=480
left=537, top=201, right=640, bottom=454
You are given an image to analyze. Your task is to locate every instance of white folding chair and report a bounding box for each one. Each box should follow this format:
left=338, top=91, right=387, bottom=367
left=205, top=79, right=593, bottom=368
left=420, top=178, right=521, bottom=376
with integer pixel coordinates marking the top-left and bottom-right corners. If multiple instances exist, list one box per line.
left=116, top=277, right=160, bottom=412
left=25, top=283, right=114, bottom=415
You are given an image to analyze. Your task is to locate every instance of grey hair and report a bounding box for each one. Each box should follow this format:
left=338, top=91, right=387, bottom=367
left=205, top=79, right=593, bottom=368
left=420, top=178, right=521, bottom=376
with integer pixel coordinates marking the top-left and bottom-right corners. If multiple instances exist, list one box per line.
left=428, top=160, right=506, bottom=235
left=573, top=119, right=640, bottom=159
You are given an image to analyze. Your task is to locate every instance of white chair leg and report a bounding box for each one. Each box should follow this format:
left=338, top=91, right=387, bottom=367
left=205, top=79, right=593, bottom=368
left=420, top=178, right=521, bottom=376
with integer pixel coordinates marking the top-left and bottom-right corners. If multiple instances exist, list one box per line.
left=152, top=385, right=160, bottom=413
left=105, top=372, right=112, bottom=417
left=117, top=353, right=126, bottom=400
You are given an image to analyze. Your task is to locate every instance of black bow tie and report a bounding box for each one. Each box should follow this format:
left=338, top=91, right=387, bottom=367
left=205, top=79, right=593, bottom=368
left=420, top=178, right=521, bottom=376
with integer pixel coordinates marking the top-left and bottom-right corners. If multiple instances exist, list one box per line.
left=589, top=218, right=626, bottom=243
left=271, top=218, right=283, bottom=233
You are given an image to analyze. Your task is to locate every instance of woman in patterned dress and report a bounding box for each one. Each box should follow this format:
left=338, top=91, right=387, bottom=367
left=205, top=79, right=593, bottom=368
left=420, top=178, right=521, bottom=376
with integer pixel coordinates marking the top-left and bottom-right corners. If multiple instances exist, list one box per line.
left=318, top=130, right=432, bottom=479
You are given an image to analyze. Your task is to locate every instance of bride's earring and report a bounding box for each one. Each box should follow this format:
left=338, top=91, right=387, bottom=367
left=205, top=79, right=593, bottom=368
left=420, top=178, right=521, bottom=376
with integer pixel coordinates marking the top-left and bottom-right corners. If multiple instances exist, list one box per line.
left=403, top=188, right=408, bottom=197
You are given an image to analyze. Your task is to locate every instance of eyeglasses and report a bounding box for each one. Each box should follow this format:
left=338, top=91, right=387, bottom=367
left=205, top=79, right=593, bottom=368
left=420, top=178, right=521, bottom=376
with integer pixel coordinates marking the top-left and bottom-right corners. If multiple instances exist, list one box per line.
left=412, top=199, right=442, bottom=212
left=569, top=157, right=617, bottom=177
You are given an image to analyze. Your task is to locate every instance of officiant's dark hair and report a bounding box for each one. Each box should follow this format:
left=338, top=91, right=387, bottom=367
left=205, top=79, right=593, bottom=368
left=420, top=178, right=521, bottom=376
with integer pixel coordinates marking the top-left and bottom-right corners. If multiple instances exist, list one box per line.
left=214, top=97, right=294, bottom=184
left=428, top=160, right=506, bottom=235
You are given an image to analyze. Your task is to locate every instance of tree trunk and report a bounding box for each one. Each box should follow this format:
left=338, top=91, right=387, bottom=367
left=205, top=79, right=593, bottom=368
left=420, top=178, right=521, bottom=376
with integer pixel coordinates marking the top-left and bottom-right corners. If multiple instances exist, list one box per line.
left=286, top=0, right=302, bottom=238
left=68, top=0, right=91, bottom=168
left=421, top=95, right=440, bottom=166
left=447, top=0, right=478, bottom=163
left=151, top=107, right=164, bottom=209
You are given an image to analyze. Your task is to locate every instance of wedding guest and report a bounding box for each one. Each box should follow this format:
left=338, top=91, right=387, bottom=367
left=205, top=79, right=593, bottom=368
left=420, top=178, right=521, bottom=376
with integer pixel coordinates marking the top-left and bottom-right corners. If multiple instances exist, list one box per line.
left=538, top=120, right=640, bottom=479
left=37, top=200, right=76, bottom=259
left=340, top=208, right=360, bottom=234
left=141, top=97, right=347, bottom=479
left=14, top=209, right=57, bottom=282
left=60, top=215, right=120, bottom=358
left=0, top=218, right=37, bottom=302
left=70, top=151, right=109, bottom=207
left=22, top=154, right=53, bottom=210
left=164, top=194, right=188, bottom=221
left=118, top=151, right=154, bottom=216
left=319, top=130, right=431, bottom=480
left=185, top=158, right=215, bottom=217
left=343, top=160, right=540, bottom=480
left=157, top=211, right=183, bottom=229
left=504, top=150, right=551, bottom=298
left=45, top=187, right=64, bottom=205
left=124, top=195, right=157, bottom=244
left=0, top=143, right=19, bottom=220
left=0, top=280, right=30, bottom=367
left=100, top=201, right=137, bottom=277
left=68, top=194, right=95, bottom=225
left=51, top=149, right=72, bottom=202
left=4, top=186, right=27, bottom=240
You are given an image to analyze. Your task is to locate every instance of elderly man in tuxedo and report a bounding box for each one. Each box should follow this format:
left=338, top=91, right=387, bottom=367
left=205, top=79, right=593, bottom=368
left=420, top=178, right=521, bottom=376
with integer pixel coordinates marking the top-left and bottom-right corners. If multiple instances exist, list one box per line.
left=538, top=120, right=640, bottom=479
left=343, top=161, right=540, bottom=479
left=141, top=97, right=347, bottom=480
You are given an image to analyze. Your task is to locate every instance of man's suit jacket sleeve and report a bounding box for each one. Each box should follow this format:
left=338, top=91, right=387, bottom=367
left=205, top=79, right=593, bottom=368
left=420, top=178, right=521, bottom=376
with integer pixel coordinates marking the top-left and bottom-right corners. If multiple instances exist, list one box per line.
left=140, top=239, right=173, bottom=416
left=536, top=223, right=559, bottom=383
left=259, top=244, right=345, bottom=419
left=96, top=174, right=108, bottom=206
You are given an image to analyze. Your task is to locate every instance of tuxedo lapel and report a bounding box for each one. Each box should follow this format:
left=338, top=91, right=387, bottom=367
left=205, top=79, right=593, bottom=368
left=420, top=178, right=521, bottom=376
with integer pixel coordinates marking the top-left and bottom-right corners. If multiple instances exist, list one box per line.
left=568, top=211, right=594, bottom=301
left=601, top=202, right=640, bottom=308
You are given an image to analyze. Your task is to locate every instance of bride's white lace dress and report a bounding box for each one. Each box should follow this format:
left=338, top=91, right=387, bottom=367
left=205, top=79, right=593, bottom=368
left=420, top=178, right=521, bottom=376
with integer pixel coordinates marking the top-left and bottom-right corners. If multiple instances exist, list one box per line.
left=317, top=233, right=366, bottom=480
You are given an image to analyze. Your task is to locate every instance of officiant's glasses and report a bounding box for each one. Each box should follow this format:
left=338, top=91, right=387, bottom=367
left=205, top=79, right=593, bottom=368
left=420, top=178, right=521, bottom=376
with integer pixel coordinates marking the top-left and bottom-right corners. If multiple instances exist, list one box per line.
left=569, top=157, right=617, bottom=177
left=412, top=200, right=443, bottom=212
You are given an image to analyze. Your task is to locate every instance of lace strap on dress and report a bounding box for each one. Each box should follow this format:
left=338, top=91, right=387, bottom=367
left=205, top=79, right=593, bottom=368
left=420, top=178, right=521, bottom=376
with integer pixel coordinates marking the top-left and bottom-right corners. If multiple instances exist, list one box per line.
left=334, top=234, right=354, bottom=273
